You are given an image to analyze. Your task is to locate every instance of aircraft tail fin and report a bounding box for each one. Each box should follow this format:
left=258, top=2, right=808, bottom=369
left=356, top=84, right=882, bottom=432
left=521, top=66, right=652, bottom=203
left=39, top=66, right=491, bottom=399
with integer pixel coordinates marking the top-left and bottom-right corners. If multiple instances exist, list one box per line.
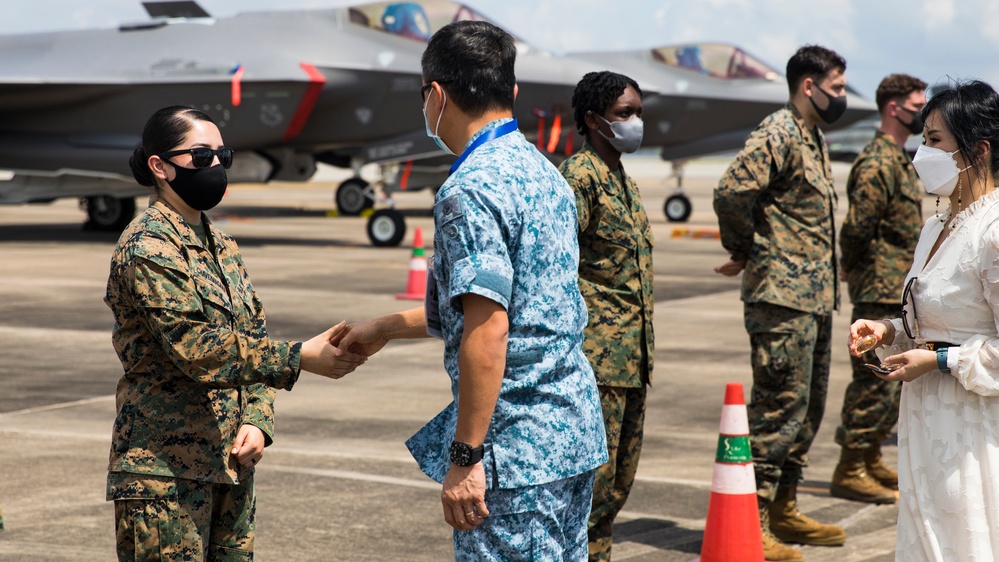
left=142, top=1, right=211, bottom=19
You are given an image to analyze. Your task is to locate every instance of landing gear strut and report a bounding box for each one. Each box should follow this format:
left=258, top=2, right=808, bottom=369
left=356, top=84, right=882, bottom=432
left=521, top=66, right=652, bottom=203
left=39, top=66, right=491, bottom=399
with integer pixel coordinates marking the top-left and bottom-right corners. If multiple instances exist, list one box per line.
left=663, top=160, right=692, bottom=222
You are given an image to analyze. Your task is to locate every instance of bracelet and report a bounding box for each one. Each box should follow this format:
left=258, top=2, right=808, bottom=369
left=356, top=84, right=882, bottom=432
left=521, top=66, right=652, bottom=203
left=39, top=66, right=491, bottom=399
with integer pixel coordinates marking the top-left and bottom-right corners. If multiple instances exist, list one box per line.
left=937, top=348, right=950, bottom=373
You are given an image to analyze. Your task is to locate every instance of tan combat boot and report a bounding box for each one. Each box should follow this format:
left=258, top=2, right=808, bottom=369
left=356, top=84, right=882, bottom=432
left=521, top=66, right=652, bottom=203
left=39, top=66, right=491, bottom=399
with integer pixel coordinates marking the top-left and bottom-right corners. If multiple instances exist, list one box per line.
left=864, top=446, right=899, bottom=491
left=760, top=507, right=804, bottom=561
left=769, top=484, right=847, bottom=546
left=830, top=448, right=897, bottom=504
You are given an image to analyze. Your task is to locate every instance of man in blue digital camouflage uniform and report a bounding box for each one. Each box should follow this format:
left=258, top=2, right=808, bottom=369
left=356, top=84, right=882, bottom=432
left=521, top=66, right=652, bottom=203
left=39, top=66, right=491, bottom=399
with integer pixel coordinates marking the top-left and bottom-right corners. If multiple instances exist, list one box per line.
left=338, top=20, right=607, bottom=561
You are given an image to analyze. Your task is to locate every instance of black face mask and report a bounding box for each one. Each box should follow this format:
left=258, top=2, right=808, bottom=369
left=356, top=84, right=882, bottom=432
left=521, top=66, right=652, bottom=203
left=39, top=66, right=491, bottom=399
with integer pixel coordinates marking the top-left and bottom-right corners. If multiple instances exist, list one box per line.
left=896, top=106, right=924, bottom=135
left=167, top=163, right=228, bottom=211
left=810, top=84, right=848, bottom=124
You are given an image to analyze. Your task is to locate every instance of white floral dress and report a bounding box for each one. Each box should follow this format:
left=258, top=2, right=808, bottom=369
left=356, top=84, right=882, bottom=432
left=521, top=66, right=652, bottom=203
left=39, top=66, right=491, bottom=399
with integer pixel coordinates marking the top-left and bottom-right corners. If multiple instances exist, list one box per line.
left=880, top=189, right=999, bottom=561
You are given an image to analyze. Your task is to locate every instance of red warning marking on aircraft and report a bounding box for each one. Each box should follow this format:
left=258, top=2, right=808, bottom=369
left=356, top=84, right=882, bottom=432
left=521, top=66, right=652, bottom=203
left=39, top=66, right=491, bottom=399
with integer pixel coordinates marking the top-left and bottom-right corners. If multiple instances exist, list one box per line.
left=283, top=63, right=327, bottom=142
left=231, top=65, right=244, bottom=107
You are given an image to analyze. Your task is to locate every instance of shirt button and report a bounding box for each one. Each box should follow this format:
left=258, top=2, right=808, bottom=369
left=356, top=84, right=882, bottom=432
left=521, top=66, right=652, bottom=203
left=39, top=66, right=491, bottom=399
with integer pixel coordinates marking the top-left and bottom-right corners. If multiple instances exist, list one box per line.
left=443, top=203, right=452, bottom=215
left=447, top=225, right=458, bottom=238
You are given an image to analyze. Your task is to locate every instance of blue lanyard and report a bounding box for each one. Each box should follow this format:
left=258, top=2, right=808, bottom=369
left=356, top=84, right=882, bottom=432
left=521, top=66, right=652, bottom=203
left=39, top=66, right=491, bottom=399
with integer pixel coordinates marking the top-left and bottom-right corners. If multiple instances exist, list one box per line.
left=449, top=119, right=519, bottom=175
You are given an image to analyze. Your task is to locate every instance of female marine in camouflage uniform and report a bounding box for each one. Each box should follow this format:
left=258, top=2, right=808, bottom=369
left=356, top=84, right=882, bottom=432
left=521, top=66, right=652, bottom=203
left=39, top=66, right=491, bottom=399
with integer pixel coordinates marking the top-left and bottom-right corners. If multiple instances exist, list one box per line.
left=105, top=106, right=364, bottom=561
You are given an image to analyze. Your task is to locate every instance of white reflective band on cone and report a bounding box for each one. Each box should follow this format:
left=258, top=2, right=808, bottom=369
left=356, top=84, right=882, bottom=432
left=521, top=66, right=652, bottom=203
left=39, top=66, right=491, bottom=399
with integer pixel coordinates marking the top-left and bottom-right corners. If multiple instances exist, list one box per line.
left=710, top=462, right=756, bottom=495
left=719, top=404, right=750, bottom=435
left=409, top=259, right=428, bottom=271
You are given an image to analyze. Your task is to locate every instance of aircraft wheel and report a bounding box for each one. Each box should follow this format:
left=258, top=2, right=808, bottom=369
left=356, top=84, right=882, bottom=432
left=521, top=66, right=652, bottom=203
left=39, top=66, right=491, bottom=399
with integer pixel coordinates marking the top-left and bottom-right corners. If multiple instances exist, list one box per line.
left=84, top=195, right=136, bottom=231
left=664, top=194, right=692, bottom=222
left=335, top=177, right=373, bottom=216
left=366, top=209, right=407, bottom=247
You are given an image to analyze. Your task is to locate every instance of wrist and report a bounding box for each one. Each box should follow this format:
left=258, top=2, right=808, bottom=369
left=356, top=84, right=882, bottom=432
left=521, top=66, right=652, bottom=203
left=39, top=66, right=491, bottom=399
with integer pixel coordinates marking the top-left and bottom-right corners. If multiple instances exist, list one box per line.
left=880, top=319, right=896, bottom=345
left=937, top=348, right=951, bottom=373
left=449, top=441, right=484, bottom=466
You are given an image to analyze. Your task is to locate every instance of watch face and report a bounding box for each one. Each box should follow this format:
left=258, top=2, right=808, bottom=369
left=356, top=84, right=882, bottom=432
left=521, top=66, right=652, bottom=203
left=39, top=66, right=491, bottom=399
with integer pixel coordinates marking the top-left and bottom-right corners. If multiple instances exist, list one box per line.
left=450, top=442, right=472, bottom=465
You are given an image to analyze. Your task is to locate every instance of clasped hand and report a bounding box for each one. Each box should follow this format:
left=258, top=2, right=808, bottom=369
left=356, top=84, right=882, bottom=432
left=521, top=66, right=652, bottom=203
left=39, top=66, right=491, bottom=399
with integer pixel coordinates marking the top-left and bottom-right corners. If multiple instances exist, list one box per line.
left=299, top=321, right=368, bottom=379
left=848, top=318, right=936, bottom=382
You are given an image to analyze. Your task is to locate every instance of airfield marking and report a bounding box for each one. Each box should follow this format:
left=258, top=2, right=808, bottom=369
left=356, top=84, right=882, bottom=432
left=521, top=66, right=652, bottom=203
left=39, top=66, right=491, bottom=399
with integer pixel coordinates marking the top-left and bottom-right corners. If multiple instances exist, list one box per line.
left=0, top=394, right=114, bottom=417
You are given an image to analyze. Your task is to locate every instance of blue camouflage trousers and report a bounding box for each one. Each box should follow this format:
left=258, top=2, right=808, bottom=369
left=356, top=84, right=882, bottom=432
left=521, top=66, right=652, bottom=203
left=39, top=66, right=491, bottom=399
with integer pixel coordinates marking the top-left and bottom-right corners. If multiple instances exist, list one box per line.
left=454, top=470, right=595, bottom=561
left=744, top=303, right=832, bottom=505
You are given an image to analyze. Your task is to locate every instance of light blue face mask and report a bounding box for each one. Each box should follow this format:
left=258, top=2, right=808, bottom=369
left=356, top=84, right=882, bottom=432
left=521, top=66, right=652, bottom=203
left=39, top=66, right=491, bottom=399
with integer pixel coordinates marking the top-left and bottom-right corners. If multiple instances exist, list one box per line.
left=423, top=88, right=455, bottom=156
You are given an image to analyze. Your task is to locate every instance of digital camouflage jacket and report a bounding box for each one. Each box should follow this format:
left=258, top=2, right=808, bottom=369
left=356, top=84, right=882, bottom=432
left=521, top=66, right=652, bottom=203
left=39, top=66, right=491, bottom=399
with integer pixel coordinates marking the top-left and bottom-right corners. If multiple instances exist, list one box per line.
left=105, top=198, right=301, bottom=492
left=714, top=103, right=839, bottom=315
left=840, top=131, right=922, bottom=304
left=559, top=140, right=654, bottom=387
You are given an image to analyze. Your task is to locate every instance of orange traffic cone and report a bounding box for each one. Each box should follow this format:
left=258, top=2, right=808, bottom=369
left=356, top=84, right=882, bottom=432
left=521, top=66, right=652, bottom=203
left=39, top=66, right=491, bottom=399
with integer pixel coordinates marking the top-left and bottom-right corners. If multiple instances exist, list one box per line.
left=693, top=382, right=764, bottom=562
left=396, top=227, right=427, bottom=300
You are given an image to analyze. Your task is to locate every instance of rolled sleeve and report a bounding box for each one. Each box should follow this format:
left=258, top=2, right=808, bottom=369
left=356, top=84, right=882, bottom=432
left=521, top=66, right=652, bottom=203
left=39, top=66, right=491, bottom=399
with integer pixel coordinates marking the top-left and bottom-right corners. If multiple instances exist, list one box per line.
left=449, top=254, right=513, bottom=310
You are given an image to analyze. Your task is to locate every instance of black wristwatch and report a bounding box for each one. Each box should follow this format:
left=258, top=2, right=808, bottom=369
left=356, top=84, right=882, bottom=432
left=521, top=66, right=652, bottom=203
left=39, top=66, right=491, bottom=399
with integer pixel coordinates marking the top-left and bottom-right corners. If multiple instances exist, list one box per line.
left=449, top=441, right=484, bottom=466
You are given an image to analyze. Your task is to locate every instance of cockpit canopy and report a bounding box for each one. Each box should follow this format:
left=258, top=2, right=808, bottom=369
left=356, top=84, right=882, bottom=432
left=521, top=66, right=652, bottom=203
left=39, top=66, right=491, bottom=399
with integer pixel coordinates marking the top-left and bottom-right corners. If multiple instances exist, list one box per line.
left=651, top=44, right=781, bottom=81
left=348, top=1, right=492, bottom=43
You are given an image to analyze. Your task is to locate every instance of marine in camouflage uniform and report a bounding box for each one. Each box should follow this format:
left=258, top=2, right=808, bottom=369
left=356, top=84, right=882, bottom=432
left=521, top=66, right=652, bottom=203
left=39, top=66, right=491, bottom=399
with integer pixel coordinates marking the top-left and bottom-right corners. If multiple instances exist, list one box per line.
left=105, top=197, right=303, bottom=561
left=834, top=130, right=921, bottom=499
left=713, top=102, right=839, bottom=509
left=559, top=139, right=654, bottom=561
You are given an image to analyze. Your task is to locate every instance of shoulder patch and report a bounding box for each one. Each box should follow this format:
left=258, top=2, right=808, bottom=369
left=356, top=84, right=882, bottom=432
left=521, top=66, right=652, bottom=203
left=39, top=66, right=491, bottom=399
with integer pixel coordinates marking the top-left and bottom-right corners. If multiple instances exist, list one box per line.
left=435, top=193, right=464, bottom=225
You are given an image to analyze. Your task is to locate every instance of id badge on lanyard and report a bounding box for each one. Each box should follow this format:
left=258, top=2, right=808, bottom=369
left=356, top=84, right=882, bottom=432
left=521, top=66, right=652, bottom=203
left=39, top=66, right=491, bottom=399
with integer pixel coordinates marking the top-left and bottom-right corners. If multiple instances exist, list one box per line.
left=425, top=265, right=443, bottom=339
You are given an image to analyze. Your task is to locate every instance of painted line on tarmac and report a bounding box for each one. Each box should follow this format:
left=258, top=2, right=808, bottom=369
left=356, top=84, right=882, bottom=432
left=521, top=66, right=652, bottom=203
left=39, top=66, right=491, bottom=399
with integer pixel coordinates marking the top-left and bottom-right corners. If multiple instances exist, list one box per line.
left=0, top=394, right=114, bottom=417
left=263, top=463, right=440, bottom=490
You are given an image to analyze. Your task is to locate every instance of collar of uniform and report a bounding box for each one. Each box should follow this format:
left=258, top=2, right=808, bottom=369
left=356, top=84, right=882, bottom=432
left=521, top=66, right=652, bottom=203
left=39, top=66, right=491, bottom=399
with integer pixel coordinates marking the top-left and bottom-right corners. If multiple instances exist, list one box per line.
left=873, top=129, right=910, bottom=164
left=785, top=102, right=824, bottom=150
left=579, top=138, right=629, bottom=185
left=149, top=195, right=214, bottom=249
left=460, top=117, right=515, bottom=154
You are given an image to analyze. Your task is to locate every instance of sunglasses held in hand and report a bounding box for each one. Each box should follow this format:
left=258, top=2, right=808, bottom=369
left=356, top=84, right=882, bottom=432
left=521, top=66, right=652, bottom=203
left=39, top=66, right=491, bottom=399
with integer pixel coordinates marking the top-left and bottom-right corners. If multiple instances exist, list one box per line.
left=160, top=147, right=234, bottom=169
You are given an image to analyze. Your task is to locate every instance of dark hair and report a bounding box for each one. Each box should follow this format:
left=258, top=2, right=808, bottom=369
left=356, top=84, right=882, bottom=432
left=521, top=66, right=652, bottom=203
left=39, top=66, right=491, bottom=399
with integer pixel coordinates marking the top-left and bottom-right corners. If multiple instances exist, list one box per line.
left=785, top=45, right=846, bottom=95
left=570, top=71, right=642, bottom=136
left=420, top=21, right=516, bottom=117
left=921, top=80, right=999, bottom=181
left=876, top=74, right=928, bottom=112
left=129, top=105, right=216, bottom=188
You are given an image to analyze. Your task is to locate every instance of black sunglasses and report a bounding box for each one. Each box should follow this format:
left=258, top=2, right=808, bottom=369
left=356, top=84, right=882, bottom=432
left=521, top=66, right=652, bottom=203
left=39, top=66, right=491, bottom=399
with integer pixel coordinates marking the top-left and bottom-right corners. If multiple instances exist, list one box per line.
left=420, top=80, right=451, bottom=103
left=901, top=276, right=918, bottom=340
left=160, top=147, right=234, bottom=169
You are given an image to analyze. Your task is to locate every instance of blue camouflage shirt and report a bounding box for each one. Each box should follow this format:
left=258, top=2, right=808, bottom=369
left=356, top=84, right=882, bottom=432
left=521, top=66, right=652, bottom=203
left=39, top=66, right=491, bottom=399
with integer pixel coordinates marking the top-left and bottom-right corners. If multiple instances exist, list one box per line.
left=405, top=118, right=608, bottom=490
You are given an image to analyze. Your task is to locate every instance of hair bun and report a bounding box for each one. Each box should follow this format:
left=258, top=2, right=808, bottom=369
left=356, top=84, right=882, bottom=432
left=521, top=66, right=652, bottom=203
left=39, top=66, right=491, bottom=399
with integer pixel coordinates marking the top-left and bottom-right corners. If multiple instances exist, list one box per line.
left=128, top=146, right=155, bottom=187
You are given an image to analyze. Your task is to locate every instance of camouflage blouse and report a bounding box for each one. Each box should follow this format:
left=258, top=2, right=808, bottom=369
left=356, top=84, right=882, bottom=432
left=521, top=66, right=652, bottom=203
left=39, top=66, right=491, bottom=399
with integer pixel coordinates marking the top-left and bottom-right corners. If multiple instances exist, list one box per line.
left=840, top=131, right=922, bottom=305
left=714, top=103, right=839, bottom=315
left=559, top=140, right=654, bottom=387
left=104, top=198, right=301, bottom=496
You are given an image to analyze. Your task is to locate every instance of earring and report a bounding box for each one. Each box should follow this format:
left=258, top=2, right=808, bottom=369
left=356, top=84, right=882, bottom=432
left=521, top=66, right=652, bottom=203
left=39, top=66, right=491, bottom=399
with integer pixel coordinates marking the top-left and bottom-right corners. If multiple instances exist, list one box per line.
left=937, top=196, right=944, bottom=222
left=952, top=178, right=963, bottom=230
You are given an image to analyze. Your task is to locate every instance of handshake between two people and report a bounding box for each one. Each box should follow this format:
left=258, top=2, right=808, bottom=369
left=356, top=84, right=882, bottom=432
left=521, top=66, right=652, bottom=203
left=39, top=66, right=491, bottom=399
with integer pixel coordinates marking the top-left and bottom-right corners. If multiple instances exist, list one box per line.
left=297, top=312, right=420, bottom=379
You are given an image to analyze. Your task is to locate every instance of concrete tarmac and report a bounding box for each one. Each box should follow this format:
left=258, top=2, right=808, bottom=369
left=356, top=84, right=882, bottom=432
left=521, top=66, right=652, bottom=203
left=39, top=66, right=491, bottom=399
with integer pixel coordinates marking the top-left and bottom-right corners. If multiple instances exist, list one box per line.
left=0, top=155, right=903, bottom=561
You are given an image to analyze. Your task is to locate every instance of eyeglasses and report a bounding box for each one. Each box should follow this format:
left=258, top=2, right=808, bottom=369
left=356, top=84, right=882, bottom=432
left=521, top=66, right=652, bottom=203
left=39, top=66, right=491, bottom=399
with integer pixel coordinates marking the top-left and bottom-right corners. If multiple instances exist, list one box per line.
left=420, top=80, right=451, bottom=103
left=901, top=276, right=918, bottom=340
left=160, top=147, right=234, bottom=169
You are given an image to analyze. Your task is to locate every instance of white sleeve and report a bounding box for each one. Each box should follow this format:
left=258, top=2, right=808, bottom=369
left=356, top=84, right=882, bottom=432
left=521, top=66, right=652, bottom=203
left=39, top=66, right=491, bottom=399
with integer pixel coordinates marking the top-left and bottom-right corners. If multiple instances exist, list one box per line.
left=950, top=226, right=999, bottom=396
left=876, top=318, right=914, bottom=361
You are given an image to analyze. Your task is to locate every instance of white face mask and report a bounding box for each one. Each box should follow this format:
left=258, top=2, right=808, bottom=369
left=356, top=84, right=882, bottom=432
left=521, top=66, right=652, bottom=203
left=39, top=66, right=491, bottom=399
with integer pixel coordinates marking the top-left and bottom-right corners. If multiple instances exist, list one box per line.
left=911, top=145, right=971, bottom=196
left=423, top=89, right=455, bottom=156
left=596, top=114, right=644, bottom=154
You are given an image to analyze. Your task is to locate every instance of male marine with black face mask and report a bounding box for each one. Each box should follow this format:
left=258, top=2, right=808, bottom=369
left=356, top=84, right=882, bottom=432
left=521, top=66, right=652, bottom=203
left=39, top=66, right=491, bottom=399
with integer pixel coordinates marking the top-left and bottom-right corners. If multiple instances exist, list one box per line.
left=713, top=45, right=848, bottom=562
left=832, top=74, right=926, bottom=505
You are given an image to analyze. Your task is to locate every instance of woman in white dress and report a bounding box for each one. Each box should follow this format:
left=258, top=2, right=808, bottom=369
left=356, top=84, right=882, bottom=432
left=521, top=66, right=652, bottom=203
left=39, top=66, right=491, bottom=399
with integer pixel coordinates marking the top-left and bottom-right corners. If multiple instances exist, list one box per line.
left=848, top=80, right=999, bottom=561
